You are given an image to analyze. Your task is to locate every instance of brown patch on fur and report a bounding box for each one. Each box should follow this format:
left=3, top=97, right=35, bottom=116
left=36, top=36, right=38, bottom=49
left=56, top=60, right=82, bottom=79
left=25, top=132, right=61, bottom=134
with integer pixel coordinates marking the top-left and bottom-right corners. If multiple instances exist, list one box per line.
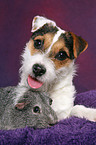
left=44, top=33, right=54, bottom=50
left=34, top=33, right=55, bottom=51
left=49, top=37, right=72, bottom=69
left=49, top=38, right=70, bottom=57
left=52, top=58, right=73, bottom=69
left=28, top=39, right=40, bottom=55
left=28, top=33, right=55, bottom=55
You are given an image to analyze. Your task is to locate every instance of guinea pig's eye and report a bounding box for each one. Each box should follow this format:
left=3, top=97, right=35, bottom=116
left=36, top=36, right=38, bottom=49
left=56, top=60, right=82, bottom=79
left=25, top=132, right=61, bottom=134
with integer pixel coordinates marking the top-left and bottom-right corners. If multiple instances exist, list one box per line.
left=33, top=106, right=40, bottom=113
left=55, top=51, right=68, bottom=61
left=34, top=39, right=44, bottom=49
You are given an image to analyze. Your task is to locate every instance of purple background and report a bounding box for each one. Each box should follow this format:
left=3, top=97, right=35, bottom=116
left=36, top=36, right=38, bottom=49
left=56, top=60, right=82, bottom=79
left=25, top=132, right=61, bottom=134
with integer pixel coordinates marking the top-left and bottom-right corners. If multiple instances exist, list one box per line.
left=0, top=0, right=96, bottom=93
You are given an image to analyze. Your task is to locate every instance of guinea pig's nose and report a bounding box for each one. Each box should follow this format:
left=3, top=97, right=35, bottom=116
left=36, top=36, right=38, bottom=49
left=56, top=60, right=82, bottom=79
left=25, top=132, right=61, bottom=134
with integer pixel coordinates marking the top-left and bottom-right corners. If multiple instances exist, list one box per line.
left=49, top=123, right=55, bottom=126
left=33, top=64, right=46, bottom=77
left=48, top=113, right=58, bottom=127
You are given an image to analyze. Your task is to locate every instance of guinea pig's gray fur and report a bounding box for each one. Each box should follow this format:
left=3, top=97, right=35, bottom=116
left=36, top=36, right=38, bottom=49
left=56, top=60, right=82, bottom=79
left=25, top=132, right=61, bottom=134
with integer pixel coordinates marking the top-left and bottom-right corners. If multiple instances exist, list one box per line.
left=0, top=86, right=58, bottom=130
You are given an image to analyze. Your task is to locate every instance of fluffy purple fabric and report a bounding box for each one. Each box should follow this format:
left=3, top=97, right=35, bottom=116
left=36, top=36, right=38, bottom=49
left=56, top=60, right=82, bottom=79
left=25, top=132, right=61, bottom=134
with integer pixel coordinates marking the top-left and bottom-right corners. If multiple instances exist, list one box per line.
left=0, top=90, right=96, bottom=145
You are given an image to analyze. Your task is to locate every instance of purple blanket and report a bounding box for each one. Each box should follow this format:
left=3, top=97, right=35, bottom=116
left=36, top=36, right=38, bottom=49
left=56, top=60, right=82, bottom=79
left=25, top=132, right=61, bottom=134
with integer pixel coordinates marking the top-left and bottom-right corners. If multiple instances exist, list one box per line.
left=0, top=90, right=96, bottom=145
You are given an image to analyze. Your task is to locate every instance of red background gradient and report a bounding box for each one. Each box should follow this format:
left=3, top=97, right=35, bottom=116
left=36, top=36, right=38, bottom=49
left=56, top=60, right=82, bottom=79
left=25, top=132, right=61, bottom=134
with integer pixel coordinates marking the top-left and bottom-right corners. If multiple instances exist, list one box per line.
left=0, top=0, right=96, bottom=93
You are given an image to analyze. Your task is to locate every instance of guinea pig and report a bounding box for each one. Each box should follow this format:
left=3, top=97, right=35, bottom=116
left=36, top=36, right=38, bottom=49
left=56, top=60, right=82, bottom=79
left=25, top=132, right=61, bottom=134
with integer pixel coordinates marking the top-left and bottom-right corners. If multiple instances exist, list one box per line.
left=0, top=87, right=58, bottom=130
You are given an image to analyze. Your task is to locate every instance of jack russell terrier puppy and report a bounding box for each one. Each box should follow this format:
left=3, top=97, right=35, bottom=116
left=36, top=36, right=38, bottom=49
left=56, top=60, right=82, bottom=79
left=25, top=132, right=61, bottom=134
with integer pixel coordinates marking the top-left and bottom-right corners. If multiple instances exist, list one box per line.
left=14, top=16, right=96, bottom=122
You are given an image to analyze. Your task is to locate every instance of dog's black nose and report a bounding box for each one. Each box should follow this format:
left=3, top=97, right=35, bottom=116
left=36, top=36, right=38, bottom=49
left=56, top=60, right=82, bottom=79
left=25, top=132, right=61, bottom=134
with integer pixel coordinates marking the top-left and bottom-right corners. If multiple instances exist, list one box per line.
left=33, top=64, right=46, bottom=77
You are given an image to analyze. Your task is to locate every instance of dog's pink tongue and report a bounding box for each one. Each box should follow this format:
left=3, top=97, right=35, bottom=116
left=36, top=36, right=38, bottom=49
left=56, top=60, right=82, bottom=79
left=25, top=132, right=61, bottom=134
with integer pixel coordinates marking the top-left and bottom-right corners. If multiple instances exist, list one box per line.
left=28, top=75, right=43, bottom=89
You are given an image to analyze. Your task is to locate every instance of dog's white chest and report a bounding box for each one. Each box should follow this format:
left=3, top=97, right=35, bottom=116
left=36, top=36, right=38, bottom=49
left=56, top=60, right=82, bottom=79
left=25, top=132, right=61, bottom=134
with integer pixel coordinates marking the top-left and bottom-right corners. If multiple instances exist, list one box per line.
left=49, top=80, right=76, bottom=120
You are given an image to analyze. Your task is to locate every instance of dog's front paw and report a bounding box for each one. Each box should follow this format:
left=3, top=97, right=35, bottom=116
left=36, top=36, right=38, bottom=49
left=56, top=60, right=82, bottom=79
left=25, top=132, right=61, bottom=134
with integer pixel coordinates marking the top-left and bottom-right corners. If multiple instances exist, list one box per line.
left=70, top=105, right=96, bottom=122
left=70, top=105, right=85, bottom=117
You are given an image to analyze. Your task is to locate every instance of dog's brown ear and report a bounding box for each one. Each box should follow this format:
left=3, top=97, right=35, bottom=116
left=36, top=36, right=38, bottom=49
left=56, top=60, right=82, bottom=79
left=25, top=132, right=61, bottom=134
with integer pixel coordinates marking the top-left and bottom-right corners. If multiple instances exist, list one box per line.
left=69, top=32, right=88, bottom=58
left=63, top=32, right=88, bottom=59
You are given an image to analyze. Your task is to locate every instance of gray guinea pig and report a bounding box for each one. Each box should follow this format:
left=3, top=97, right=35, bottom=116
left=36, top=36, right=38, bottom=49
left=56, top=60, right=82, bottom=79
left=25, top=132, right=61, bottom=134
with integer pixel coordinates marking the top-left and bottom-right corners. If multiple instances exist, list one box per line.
left=0, top=87, right=58, bottom=130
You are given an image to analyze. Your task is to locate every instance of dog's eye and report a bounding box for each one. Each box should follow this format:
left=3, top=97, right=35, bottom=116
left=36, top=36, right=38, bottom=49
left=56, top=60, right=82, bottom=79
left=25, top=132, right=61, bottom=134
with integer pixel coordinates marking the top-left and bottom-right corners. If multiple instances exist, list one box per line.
left=34, top=39, right=44, bottom=49
left=33, top=106, right=40, bottom=113
left=55, top=51, right=68, bottom=61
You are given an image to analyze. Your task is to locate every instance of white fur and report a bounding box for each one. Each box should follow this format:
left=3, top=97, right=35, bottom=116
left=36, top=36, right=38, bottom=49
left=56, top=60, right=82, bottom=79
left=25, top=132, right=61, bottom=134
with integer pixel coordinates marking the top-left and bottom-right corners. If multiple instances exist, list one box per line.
left=71, top=105, right=96, bottom=122
left=32, top=16, right=56, bottom=32
left=14, top=16, right=96, bottom=122
left=46, top=29, right=65, bottom=54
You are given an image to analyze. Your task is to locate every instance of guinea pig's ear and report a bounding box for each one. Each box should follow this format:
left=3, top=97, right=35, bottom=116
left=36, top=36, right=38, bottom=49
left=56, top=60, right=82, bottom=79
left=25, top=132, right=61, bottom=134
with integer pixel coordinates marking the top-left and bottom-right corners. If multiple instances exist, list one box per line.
left=31, top=15, right=56, bottom=32
left=15, top=100, right=31, bottom=110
